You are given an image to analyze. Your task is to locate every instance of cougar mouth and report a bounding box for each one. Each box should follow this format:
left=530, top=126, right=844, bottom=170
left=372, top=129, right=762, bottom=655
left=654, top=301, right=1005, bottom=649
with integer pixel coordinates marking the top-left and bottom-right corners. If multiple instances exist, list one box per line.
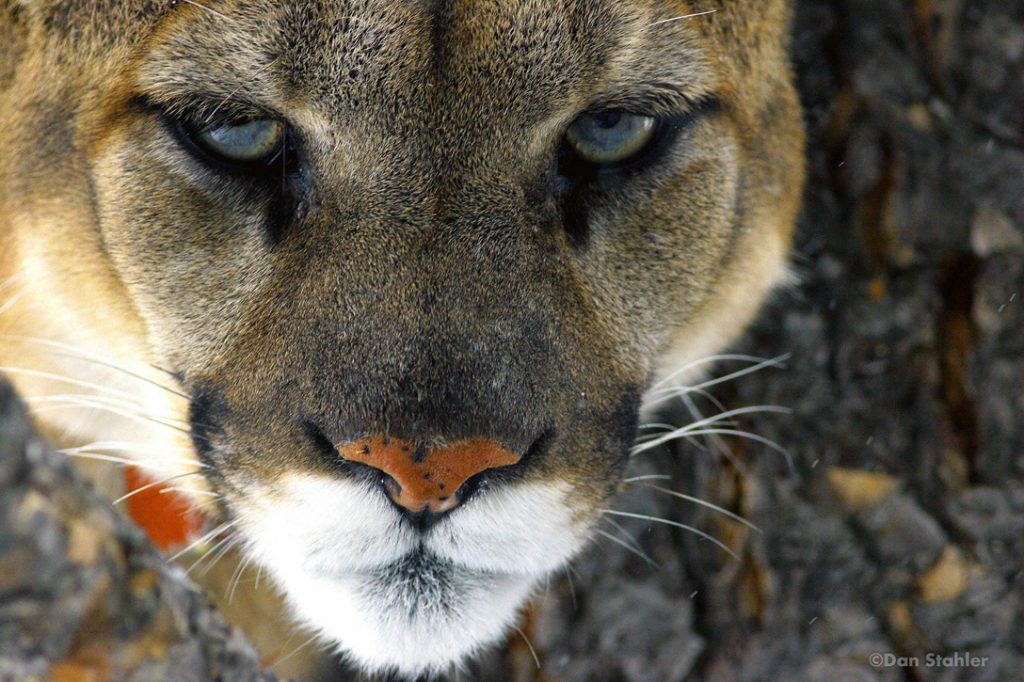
left=232, top=468, right=590, bottom=676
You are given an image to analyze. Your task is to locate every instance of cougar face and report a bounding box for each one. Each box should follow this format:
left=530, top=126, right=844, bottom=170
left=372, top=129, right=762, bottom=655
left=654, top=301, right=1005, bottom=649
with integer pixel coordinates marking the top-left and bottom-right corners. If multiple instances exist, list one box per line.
left=0, top=0, right=804, bottom=676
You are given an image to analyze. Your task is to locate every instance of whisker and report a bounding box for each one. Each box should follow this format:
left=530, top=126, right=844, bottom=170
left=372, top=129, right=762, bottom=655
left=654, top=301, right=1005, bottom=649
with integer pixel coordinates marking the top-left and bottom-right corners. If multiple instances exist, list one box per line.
left=679, top=392, right=753, bottom=478
left=2, top=334, right=191, bottom=400
left=0, top=273, right=21, bottom=292
left=602, top=516, right=645, bottom=552
left=513, top=626, right=541, bottom=671
left=195, top=535, right=241, bottom=578
left=636, top=398, right=761, bottom=446
left=0, top=366, right=146, bottom=405
left=28, top=400, right=197, bottom=437
left=622, top=474, right=673, bottom=483
left=646, top=428, right=794, bottom=470
left=0, top=287, right=25, bottom=316
left=167, top=520, right=237, bottom=562
left=254, top=563, right=266, bottom=592
left=160, top=486, right=220, bottom=499
left=599, top=509, right=738, bottom=560
left=113, top=471, right=203, bottom=505
left=650, top=353, right=783, bottom=391
left=594, top=528, right=659, bottom=567
left=601, top=517, right=658, bottom=566
left=563, top=566, right=578, bottom=611
left=188, top=536, right=231, bottom=576
left=633, top=483, right=761, bottom=533
left=149, top=364, right=180, bottom=379
left=227, top=553, right=256, bottom=604
left=648, top=9, right=717, bottom=28
left=638, top=422, right=676, bottom=431
left=65, top=448, right=204, bottom=473
left=631, top=405, right=792, bottom=455
left=686, top=355, right=790, bottom=392
left=645, top=355, right=790, bottom=411
left=270, top=633, right=321, bottom=672
left=62, top=450, right=191, bottom=474
left=179, top=0, right=228, bottom=20
left=210, top=57, right=281, bottom=120
left=681, top=387, right=730, bottom=419
left=60, top=446, right=204, bottom=473
left=64, top=440, right=195, bottom=457
left=681, top=390, right=726, bottom=449
left=26, top=393, right=188, bottom=423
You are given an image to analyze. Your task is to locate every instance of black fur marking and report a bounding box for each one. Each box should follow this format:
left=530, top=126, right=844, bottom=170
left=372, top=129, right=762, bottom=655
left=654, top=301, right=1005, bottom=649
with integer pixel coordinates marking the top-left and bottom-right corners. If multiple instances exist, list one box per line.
left=360, top=549, right=463, bottom=619
left=188, top=386, right=230, bottom=470
left=427, top=0, right=450, bottom=81
left=555, top=97, right=721, bottom=247
left=303, top=419, right=339, bottom=459
left=146, top=98, right=310, bottom=246
left=608, top=391, right=642, bottom=473
left=412, top=443, right=429, bottom=463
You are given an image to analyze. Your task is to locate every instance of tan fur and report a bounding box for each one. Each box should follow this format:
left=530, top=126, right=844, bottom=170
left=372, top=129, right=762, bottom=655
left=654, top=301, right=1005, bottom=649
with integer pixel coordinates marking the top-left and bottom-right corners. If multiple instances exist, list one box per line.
left=0, top=0, right=805, bottom=672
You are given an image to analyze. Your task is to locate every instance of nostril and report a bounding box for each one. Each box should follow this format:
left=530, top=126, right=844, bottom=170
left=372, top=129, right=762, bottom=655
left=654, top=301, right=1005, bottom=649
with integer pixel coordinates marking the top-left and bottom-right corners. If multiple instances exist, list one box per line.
left=304, top=421, right=555, bottom=519
left=378, top=473, right=460, bottom=515
left=453, top=428, right=555, bottom=506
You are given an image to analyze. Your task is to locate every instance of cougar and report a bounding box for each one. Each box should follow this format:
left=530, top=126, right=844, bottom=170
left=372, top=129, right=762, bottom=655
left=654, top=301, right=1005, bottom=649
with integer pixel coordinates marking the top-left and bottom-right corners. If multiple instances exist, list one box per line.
left=0, top=0, right=804, bottom=676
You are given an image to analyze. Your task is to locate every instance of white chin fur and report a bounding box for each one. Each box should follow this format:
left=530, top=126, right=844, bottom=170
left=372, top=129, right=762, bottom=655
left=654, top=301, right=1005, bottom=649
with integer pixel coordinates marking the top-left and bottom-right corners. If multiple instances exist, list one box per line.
left=237, top=474, right=589, bottom=677
left=276, top=561, right=537, bottom=677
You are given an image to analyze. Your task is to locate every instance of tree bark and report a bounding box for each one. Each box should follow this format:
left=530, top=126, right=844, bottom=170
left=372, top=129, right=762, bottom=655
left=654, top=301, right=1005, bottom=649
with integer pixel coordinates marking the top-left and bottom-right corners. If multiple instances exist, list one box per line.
left=0, top=379, right=273, bottom=681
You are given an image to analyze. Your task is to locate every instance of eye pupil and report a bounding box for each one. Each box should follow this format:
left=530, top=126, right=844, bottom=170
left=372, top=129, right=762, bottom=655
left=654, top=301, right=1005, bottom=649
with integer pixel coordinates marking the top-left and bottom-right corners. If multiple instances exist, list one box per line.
left=592, top=111, right=622, bottom=129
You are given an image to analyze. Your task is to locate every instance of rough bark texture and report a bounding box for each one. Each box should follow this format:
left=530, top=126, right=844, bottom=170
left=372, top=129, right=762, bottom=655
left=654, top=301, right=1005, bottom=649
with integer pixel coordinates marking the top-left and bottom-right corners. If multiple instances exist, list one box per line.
left=0, top=380, right=273, bottom=682
left=1, top=1, right=1022, bottom=681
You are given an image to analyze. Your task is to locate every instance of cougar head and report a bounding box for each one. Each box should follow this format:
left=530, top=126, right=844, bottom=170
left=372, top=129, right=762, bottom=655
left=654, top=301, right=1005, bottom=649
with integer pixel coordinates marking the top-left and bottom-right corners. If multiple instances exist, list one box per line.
left=0, top=0, right=804, bottom=676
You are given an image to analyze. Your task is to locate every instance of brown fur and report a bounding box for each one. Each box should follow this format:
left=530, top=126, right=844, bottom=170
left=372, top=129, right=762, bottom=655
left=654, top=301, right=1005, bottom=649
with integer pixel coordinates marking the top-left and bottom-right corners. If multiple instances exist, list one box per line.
left=0, top=0, right=804, bottom=672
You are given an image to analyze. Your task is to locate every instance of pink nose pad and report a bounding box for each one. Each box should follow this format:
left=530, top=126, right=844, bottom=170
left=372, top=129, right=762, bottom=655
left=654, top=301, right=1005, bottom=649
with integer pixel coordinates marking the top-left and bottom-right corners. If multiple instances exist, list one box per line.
left=337, top=436, right=522, bottom=513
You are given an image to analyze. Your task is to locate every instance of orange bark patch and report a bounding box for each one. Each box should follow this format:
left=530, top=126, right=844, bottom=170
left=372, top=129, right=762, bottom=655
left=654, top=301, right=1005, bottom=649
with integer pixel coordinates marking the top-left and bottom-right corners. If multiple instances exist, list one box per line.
left=123, top=467, right=202, bottom=551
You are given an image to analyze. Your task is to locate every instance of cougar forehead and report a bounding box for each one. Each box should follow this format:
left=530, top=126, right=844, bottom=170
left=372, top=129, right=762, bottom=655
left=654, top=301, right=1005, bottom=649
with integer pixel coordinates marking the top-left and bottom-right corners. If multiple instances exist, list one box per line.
left=0, top=0, right=804, bottom=676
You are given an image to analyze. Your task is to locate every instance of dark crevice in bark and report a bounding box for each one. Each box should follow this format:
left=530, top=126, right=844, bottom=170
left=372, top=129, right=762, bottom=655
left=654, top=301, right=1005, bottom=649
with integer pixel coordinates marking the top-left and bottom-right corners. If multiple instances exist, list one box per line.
left=936, top=252, right=982, bottom=483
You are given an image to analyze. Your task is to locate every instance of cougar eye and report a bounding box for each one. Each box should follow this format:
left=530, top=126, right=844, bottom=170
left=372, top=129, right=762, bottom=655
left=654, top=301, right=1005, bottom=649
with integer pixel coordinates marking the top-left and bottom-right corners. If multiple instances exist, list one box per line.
left=191, top=118, right=286, bottom=164
left=565, top=111, right=657, bottom=165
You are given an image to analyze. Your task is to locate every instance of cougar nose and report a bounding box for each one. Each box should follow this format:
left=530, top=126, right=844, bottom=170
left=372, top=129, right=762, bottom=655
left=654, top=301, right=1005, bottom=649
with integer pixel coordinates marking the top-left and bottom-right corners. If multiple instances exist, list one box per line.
left=338, top=436, right=522, bottom=514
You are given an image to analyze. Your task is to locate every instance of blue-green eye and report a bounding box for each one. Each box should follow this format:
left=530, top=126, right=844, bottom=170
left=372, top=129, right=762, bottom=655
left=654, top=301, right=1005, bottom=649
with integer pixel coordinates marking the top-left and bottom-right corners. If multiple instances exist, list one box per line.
left=195, top=119, right=286, bottom=163
left=566, top=111, right=657, bottom=165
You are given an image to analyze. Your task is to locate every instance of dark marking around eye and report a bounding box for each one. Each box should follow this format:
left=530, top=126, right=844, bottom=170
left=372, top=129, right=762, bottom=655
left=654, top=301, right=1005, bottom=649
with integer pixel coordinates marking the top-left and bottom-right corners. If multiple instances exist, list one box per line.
left=154, top=98, right=311, bottom=246
left=555, top=97, right=721, bottom=248
left=561, top=184, right=593, bottom=248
